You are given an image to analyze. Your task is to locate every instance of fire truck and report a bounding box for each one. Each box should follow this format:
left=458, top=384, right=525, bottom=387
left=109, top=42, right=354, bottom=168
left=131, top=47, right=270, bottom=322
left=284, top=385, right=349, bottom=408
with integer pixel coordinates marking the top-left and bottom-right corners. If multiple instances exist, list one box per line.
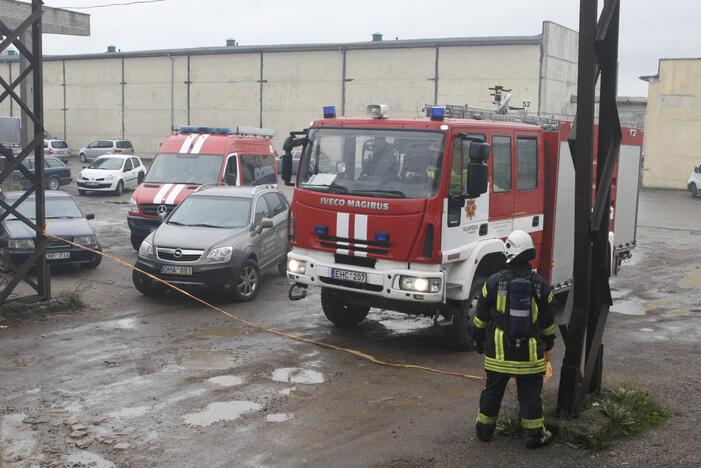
left=281, top=105, right=643, bottom=350
left=127, top=126, right=277, bottom=250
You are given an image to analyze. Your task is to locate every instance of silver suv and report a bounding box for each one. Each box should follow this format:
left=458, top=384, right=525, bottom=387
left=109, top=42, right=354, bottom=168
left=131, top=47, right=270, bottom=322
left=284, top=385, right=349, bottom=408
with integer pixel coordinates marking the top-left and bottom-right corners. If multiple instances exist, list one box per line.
left=78, top=139, right=134, bottom=163
left=133, top=185, right=289, bottom=301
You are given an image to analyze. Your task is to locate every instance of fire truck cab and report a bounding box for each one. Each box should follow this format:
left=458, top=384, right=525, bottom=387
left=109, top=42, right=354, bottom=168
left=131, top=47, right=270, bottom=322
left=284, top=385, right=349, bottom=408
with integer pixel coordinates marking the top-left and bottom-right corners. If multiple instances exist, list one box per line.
left=127, top=126, right=276, bottom=250
left=282, top=105, right=643, bottom=350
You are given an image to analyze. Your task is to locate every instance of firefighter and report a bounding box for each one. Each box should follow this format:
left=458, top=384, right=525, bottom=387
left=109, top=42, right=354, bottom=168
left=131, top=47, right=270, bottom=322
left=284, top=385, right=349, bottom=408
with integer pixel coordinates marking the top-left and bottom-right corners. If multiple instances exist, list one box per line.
left=472, top=230, right=556, bottom=449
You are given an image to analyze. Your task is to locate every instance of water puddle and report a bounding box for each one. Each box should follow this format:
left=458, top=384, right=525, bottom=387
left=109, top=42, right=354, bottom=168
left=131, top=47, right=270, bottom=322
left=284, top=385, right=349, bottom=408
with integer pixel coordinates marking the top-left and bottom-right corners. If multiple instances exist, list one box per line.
left=182, top=400, right=262, bottom=427
left=112, top=318, right=136, bottom=329
left=272, top=368, right=325, bottom=385
left=65, top=451, right=115, bottom=468
left=265, top=413, right=294, bottom=423
left=207, top=375, right=243, bottom=387
left=610, top=288, right=631, bottom=300
left=367, top=310, right=434, bottom=334
left=176, top=350, right=236, bottom=369
left=640, top=328, right=655, bottom=332
left=1, top=413, right=37, bottom=463
left=643, top=299, right=676, bottom=311
left=680, top=269, right=701, bottom=289
left=195, top=326, right=247, bottom=338
left=610, top=299, right=646, bottom=316
left=108, top=405, right=150, bottom=419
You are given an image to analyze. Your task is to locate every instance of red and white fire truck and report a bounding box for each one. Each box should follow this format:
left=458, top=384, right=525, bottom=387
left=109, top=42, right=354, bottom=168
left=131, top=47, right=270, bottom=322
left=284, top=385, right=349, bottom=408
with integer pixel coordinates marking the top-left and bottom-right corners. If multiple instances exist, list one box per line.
left=127, top=126, right=277, bottom=250
left=282, top=105, right=643, bottom=350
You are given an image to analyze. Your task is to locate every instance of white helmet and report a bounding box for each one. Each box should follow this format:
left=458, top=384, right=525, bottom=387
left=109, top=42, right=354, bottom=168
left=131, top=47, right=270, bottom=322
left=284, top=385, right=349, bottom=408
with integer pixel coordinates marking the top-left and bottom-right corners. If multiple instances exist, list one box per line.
left=505, top=230, right=535, bottom=263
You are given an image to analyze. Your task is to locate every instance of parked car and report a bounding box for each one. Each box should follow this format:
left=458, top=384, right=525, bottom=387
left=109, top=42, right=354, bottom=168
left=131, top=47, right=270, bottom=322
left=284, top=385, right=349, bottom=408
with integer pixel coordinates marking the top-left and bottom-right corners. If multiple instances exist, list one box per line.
left=133, top=185, right=289, bottom=301
left=78, top=139, right=134, bottom=163
left=15, top=157, right=73, bottom=191
left=77, top=155, right=146, bottom=196
left=0, top=191, right=102, bottom=269
left=276, top=148, right=301, bottom=175
left=688, top=163, right=701, bottom=198
left=44, top=139, right=71, bottom=163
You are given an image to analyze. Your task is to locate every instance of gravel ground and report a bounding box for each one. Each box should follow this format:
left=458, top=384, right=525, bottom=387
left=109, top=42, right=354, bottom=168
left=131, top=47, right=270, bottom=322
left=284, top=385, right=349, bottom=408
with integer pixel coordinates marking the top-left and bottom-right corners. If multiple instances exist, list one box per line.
left=0, top=170, right=699, bottom=467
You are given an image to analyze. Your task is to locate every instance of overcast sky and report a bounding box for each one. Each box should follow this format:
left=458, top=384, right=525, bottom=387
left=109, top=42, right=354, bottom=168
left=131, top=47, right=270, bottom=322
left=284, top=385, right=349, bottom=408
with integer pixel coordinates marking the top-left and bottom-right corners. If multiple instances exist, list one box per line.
left=42, top=0, right=701, bottom=97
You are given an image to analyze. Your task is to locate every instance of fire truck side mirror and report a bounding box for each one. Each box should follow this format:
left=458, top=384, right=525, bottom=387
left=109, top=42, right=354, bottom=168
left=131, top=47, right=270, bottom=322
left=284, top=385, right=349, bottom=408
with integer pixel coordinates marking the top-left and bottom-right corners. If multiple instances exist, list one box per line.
left=468, top=141, right=490, bottom=162
left=465, top=142, right=490, bottom=198
left=282, top=152, right=293, bottom=186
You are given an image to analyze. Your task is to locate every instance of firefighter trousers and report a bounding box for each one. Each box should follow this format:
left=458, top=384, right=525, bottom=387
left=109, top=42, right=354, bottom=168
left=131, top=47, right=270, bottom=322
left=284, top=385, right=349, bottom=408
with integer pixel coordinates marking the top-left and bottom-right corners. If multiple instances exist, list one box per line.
left=476, top=371, right=545, bottom=441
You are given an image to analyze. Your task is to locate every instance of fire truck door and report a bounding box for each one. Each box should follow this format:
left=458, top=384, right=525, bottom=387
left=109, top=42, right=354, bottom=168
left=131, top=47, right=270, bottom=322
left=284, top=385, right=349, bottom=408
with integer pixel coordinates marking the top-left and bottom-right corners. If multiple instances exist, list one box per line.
left=488, top=133, right=515, bottom=239
left=512, top=135, right=545, bottom=267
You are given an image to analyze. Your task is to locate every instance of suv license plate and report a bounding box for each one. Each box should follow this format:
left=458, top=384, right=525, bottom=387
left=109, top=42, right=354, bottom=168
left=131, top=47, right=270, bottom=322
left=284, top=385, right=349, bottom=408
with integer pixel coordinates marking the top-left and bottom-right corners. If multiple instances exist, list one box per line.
left=46, top=252, right=70, bottom=260
left=161, top=265, right=192, bottom=276
left=331, top=268, right=366, bottom=283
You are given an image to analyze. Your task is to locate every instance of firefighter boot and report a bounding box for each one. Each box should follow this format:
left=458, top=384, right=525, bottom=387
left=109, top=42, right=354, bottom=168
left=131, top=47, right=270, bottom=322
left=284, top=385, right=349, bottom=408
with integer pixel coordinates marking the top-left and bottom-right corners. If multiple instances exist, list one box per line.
left=525, top=428, right=553, bottom=449
left=475, top=421, right=496, bottom=442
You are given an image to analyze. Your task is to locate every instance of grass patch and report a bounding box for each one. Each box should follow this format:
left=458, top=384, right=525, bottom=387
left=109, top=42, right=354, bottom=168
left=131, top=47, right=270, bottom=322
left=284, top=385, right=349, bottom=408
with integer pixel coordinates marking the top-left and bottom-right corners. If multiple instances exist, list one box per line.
left=551, top=385, right=669, bottom=450
left=0, top=290, right=85, bottom=324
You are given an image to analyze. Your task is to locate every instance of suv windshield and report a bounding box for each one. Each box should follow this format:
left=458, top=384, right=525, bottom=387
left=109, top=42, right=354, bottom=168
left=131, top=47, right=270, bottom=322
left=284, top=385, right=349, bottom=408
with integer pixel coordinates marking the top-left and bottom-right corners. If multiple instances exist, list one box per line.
left=167, top=196, right=251, bottom=229
left=145, top=153, right=224, bottom=184
left=7, top=197, right=83, bottom=220
left=298, top=128, right=445, bottom=198
left=52, top=140, right=68, bottom=149
left=89, top=157, right=123, bottom=170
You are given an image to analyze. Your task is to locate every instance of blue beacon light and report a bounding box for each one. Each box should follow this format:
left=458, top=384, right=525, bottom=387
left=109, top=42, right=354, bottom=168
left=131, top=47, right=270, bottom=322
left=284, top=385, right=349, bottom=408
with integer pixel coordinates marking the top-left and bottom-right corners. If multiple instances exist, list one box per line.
left=323, top=106, right=337, bottom=119
left=430, top=106, right=446, bottom=121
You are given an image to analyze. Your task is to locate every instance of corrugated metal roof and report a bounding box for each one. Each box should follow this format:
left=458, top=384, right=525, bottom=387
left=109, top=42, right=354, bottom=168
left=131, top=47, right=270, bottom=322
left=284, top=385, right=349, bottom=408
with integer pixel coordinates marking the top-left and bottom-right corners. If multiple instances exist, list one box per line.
left=0, top=34, right=542, bottom=63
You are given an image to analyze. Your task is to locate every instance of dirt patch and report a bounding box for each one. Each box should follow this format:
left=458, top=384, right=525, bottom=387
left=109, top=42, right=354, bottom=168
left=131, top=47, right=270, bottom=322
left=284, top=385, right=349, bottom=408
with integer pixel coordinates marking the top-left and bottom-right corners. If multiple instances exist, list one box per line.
left=0, top=290, right=85, bottom=327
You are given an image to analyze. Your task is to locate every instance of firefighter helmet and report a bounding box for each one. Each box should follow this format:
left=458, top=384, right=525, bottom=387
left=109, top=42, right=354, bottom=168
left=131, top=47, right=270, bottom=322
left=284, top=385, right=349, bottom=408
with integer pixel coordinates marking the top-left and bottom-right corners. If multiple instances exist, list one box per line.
left=505, top=230, right=535, bottom=264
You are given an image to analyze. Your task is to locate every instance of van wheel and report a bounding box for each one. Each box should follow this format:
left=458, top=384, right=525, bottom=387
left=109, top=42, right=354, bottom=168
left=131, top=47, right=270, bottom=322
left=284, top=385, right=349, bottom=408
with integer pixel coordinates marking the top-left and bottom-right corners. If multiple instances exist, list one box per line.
left=448, top=279, right=484, bottom=351
left=321, top=288, right=370, bottom=327
left=132, top=269, right=159, bottom=296
left=130, top=233, right=144, bottom=250
left=231, top=259, right=261, bottom=302
left=692, top=183, right=698, bottom=198
left=79, top=153, right=87, bottom=163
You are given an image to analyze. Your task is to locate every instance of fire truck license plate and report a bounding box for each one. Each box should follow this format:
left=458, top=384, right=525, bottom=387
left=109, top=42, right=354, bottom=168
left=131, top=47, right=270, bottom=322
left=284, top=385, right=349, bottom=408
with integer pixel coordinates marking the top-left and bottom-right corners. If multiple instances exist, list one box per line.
left=331, top=268, right=366, bottom=283
left=161, top=265, right=192, bottom=276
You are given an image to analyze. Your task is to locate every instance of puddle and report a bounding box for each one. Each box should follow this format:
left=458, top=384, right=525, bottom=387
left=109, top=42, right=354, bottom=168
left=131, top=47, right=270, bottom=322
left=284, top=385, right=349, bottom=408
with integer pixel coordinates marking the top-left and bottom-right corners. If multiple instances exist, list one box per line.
left=279, top=387, right=296, bottom=396
left=1, top=413, right=37, bottom=463
left=610, top=299, right=646, bottom=316
left=176, top=350, right=236, bottom=369
left=272, top=368, right=325, bottom=385
left=265, top=413, right=294, bottom=423
left=680, top=269, right=701, bottom=289
left=195, top=326, right=247, bottom=338
left=640, top=328, right=655, bottom=332
left=643, top=299, right=676, bottom=311
left=112, top=318, right=136, bottom=329
left=367, top=310, right=434, bottom=334
left=207, top=375, right=243, bottom=387
left=65, top=451, right=115, bottom=468
left=108, top=405, right=150, bottom=419
left=182, top=400, right=262, bottom=427
left=610, top=288, right=631, bottom=300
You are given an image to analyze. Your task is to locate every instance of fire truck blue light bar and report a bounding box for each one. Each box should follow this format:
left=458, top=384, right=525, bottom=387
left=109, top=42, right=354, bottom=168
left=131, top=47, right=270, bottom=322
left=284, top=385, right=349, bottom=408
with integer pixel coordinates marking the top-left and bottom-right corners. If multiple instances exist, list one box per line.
left=323, top=106, right=337, bottom=119
left=430, top=107, right=445, bottom=121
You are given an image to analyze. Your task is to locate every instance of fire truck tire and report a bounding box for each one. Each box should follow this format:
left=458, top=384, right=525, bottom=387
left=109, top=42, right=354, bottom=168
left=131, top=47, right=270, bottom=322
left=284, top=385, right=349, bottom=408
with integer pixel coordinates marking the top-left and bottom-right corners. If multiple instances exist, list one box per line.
left=131, top=233, right=145, bottom=250
left=449, top=280, right=483, bottom=351
left=321, top=288, right=369, bottom=327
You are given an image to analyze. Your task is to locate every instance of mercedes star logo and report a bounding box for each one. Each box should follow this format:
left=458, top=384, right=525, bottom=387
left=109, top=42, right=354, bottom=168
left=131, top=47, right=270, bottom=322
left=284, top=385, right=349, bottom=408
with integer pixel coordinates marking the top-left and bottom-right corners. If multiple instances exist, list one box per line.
left=156, top=205, right=168, bottom=215
left=173, top=249, right=183, bottom=258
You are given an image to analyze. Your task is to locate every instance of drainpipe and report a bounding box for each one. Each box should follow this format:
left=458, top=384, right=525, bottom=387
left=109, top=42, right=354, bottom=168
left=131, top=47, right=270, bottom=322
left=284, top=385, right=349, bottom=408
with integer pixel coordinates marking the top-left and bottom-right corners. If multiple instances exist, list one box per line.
left=167, top=53, right=175, bottom=131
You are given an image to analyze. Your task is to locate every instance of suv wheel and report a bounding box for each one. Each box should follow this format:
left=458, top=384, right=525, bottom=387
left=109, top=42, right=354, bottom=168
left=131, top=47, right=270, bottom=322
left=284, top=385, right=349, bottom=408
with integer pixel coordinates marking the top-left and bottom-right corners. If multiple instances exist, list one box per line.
left=321, top=288, right=369, bottom=327
left=132, top=269, right=160, bottom=296
left=231, top=259, right=260, bottom=302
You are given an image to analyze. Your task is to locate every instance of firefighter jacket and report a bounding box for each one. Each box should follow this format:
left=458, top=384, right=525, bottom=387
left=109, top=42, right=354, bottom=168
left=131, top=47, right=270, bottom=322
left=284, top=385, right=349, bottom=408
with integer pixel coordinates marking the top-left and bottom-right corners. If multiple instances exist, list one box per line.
left=472, top=265, right=556, bottom=375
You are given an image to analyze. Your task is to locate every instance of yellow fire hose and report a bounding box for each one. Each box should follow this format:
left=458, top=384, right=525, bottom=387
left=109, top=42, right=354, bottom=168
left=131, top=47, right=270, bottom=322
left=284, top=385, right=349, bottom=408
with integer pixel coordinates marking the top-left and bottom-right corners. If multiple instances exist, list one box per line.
left=43, top=232, right=486, bottom=382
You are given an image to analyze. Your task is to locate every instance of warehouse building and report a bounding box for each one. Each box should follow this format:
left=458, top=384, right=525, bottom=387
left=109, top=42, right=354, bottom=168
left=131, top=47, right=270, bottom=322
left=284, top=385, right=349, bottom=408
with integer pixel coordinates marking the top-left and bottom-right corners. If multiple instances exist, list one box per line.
left=0, top=21, right=581, bottom=155
left=641, top=58, right=701, bottom=190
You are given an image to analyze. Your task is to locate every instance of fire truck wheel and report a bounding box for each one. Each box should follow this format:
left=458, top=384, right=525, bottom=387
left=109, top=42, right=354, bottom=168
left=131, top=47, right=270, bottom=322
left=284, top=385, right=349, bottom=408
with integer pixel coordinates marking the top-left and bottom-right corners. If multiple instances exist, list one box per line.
left=321, top=288, right=369, bottom=327
left=131, top=234, right=144, bottom=251
left=449, top=280, right=482, bottom=351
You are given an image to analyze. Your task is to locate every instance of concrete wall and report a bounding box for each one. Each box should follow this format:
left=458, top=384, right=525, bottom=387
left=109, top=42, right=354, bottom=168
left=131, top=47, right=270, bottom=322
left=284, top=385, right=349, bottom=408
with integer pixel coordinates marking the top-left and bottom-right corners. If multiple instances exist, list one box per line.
left=642, top=59, right=701, bottom=189
left=0, top=22, right=582, bottom=156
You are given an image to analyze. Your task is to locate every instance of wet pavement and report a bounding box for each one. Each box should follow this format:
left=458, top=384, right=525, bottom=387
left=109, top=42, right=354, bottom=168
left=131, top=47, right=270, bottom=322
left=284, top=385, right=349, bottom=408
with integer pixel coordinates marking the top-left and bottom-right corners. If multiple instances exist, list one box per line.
left=1, top=176, right=700, bottom=467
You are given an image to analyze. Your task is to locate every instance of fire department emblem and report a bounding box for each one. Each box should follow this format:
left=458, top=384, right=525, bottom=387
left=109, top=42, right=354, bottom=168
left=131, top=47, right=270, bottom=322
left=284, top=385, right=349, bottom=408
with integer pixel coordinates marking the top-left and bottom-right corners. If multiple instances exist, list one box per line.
left=465, top=199, right=477, bottom=220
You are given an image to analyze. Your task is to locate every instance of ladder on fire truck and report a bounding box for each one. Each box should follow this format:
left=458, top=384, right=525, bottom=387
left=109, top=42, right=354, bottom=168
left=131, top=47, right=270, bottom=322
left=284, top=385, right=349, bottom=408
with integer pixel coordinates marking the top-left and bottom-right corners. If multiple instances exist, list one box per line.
left=423, top=104, right=561, bottom=131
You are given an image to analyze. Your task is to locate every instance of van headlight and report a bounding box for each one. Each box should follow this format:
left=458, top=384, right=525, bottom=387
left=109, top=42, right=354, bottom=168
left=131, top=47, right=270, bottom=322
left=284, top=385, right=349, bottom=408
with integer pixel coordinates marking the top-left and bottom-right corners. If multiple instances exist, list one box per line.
left=74, top=235, right=97, bottom=246
left=399, top=276, right=441, bottom=293
left=138, top=239, right=153, bottom=257
left=8, top=239, right=34, bottom=249
left=129, top=197, right=139, bottom=213
left=207, top=246, right=233, bottom=263
left=287, top=258, right=306, bottom=274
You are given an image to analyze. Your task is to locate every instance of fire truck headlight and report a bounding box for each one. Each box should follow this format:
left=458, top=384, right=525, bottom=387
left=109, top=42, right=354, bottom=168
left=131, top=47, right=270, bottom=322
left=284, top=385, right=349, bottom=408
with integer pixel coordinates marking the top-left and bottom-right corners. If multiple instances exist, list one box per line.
left=400, top=276, right=441, bottom=293
left=288, top=258, right=306, bottom=274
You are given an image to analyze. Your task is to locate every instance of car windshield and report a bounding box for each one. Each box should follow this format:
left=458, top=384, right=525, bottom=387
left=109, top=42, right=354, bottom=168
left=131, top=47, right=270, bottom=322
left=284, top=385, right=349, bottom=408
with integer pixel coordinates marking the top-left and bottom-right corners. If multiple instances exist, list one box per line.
left=52, top=141, right=68, bottom=149
left=167, top=196, right=251, bottom=229
left=298, top=128, right=445, bottom=198
left=145, top=153, right=224, bottom=184
left=6, top=197, right=83, bottom=220
left=88, top=157, right=123, bottom=170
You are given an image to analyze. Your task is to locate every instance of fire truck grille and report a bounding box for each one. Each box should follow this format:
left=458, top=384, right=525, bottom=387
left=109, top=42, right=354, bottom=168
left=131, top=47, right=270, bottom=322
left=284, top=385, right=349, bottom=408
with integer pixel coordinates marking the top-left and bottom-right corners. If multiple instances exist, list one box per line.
left=318, top=235, right=390, bottom=256
left=320, top=277, right=383, bottom=292
left=141, top=204, right=177, bottom=216
left=334, top=254, right=376, bottom=269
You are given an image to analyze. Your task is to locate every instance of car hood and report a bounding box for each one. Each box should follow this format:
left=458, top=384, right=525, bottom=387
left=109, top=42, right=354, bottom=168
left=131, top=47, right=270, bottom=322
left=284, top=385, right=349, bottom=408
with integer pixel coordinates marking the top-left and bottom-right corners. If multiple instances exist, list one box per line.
left=4, top=218, right=94, bottom=239
left=80, top=168, right=119, bottom=179
left=153, top=223, right=249, bottom=250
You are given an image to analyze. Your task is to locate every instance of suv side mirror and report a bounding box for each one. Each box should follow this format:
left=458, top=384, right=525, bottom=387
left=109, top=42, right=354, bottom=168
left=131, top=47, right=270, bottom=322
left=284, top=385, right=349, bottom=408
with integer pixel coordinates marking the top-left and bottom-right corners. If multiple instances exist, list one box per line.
left=465, top=141, right=490, bottom=199
left=260, top=218, right=274, bottom=229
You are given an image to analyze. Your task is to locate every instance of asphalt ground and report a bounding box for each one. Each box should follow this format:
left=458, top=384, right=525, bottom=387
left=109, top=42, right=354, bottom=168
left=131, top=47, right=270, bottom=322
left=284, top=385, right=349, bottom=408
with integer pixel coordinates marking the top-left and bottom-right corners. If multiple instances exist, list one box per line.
left=0, top=161, right=699, bottom=467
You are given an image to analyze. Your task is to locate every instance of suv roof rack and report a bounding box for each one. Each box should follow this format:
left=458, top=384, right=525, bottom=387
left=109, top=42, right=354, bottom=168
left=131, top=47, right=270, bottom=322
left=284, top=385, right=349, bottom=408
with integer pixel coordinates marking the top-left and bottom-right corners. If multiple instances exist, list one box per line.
left=423, top=104, right=561, bottom=131
left=173, top=125, right=276, bottom=139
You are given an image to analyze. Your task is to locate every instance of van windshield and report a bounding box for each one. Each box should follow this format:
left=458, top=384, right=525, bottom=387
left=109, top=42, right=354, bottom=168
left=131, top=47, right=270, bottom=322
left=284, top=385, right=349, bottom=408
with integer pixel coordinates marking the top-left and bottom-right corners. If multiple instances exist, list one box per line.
left=144, top=153, right=224, bottom=184
left=298, top=128, right=445, bottom=199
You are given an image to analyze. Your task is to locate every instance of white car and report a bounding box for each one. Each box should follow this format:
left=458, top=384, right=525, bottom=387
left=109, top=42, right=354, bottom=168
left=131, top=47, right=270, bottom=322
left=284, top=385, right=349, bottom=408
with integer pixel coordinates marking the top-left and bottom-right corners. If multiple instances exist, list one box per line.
left=689, top=163, right=701, bottom=198
left=77, top=155, right=146, bottom=196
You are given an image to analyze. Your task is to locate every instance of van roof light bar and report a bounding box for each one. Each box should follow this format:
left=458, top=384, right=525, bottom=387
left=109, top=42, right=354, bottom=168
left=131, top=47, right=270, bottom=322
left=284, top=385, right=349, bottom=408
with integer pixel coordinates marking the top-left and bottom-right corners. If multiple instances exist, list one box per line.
left=173, top=125, right=276, bottom=138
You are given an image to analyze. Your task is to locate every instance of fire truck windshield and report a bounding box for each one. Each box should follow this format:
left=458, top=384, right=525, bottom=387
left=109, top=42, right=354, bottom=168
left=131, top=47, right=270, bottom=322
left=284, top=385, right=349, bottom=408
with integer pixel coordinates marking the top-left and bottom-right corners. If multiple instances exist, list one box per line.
left=144, top=153, right=224, bottom=185
left=298, top=129, right=444, bottom=199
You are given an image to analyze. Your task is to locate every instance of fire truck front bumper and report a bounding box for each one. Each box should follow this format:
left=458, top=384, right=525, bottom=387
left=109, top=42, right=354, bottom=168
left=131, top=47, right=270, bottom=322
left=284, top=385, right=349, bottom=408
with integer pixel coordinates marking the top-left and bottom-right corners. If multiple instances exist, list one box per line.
left=286, top=249, right=444, bottom=303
